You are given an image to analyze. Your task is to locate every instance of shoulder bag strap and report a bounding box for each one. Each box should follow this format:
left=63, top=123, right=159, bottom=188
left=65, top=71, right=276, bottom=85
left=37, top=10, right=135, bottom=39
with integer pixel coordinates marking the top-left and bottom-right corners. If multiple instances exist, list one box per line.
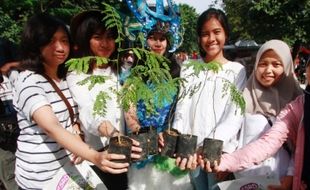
left=42, top=74, right=75, bottom=125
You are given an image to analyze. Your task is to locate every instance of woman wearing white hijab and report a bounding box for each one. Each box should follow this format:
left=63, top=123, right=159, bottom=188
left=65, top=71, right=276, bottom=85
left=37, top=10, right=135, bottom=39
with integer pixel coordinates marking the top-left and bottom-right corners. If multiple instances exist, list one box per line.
left=234, top=39, right=303, bottom=188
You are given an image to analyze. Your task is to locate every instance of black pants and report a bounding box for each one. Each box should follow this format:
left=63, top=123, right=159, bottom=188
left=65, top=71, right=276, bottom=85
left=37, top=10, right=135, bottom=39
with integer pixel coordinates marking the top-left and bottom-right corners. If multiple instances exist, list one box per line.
left=91, top=165, right=128, bottom=190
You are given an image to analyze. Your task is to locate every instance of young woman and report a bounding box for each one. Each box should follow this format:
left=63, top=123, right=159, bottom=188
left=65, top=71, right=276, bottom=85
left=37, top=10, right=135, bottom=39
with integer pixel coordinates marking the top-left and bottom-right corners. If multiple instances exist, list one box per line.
left=14, top=13, right=126, bottom=189
left=232, top=39, right=303, bottom=189
left=172, top=8, right=247, bottom=189
left=67, top=10, right=140, bottom=190
left=205, top=58, right=310, bottom=190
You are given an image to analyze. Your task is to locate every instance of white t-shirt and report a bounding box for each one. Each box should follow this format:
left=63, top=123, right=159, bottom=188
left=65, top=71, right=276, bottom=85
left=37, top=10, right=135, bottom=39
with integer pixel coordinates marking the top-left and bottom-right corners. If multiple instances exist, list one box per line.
left=173, top=60, right=246, bottom=153
left=13, top=70, right=78, bottom=189
left=67, top=67, right=124, bottom=151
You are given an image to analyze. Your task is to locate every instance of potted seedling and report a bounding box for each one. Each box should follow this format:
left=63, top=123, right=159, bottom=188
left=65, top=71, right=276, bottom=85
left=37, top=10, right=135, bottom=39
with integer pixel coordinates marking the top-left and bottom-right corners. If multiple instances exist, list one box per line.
left=108, top=135, right=133, bottom=163
left=202, top=137, right=223, bottom=167
left=178, top=60, right=245, bottom=165
left=160, top=127, right=179, bottom=157
left=128, top=126, right=158, bottom=162
left=119, top=47, right=181, bottom=159
left=159, top=61, right=222, bottom=159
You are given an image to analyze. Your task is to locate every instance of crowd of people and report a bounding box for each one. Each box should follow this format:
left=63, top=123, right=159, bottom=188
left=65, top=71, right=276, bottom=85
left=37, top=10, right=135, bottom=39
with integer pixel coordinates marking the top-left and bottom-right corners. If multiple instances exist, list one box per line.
left=0, top=2, right=310, bottom=190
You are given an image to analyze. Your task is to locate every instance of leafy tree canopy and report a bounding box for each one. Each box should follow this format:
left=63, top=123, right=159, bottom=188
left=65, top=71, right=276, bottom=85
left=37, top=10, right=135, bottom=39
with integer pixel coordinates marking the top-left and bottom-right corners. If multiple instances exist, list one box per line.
left=2, top=0, right=307, bottom=52
left=223, top=0, right=310, bottom=46
left=177, top=4, right=199, bottom=54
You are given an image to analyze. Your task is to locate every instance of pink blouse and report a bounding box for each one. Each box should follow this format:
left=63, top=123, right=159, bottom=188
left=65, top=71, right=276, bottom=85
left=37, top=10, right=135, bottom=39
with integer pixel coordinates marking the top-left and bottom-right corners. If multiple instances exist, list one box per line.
left=219, top=95, right=306, bottom=190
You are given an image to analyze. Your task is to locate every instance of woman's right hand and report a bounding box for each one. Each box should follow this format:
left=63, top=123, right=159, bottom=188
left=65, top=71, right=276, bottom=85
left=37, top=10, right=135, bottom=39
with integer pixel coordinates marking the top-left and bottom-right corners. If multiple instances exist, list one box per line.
left=94, top=151, right=130, bottom=174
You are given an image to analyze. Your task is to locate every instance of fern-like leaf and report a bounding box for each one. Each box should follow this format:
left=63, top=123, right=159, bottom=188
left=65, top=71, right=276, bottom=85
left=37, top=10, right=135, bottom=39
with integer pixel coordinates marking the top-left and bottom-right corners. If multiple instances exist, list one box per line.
left=93, top=91, right=111, bottom=116
left=222, top=81, right=246, bottom=114
left=77, top=75, right=110, bottom=90
left=185, top=60, right=222, bottom=76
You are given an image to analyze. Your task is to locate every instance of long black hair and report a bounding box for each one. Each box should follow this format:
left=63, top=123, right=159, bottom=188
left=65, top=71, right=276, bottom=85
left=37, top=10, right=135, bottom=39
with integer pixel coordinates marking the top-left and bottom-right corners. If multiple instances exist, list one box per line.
left=70, top=10, right=119, bottom=73
left=19, top=13, right=72, bottom=79
left=196, top=8, right=230, bottom=58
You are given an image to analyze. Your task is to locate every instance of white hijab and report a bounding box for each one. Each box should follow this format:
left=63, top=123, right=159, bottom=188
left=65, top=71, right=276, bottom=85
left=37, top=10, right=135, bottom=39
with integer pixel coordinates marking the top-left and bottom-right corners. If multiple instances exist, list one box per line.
left=243, top=39, right=303, bottom=117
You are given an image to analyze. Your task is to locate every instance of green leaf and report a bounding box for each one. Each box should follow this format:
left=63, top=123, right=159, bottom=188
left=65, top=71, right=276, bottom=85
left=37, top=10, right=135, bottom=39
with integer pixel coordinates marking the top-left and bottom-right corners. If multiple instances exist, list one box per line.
left=185, top=60, right=222, bottom=76
left=77, top=75, right=110, bottom=90
left=93, top=91, right=111, bottom=116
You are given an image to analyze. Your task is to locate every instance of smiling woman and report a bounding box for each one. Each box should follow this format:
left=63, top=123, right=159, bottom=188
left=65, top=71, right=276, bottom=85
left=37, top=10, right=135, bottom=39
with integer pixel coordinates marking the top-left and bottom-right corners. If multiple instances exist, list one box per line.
left=66, top=9, right=141, bottom=190
left=14, top=13, right=80, bottom=189
left=172, top=8, right=247, bottom=189
left=255, top=49, right=284, bottom=87
left=40, top=28, right=70, bottom=77
left=146, top=26, right=168, bottom=55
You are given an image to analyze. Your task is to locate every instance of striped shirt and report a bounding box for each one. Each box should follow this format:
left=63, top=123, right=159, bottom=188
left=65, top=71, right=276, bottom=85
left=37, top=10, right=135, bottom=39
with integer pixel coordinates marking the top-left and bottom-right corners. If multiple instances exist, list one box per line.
left=13, top=70, right=78, bottom=189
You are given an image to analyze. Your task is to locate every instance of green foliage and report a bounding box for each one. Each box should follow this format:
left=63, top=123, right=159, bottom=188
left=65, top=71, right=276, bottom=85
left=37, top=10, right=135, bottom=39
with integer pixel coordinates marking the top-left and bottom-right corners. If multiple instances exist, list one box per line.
left=184, top=60, right=222, bottom=76
left=93, top=91, right=112, bottom=116
left=223, top=0, right=310, bottom=45
left=223, top=81, right=246, bottom=114
left=77, top=75, right=110, bottom=90
left=177, top=4, right=199, bottom=53
left=118, top=48, right=181, bottom=114
left=101, top=2, right=125, bottom=44
left=76, top=75, right=112, bottom=116
left=183, top=60, right=246, bottom=114
left=66, top=56, right=109, bottom=74
left=0, top=0, right=105, bottom=43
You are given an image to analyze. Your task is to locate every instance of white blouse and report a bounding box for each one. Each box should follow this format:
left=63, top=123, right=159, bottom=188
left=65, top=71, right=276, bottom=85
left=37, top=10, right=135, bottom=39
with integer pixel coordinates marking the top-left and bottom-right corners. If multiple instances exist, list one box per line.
left=173, top=60, right=246, bottom=153
left=67, top=67, right=124, bottom=150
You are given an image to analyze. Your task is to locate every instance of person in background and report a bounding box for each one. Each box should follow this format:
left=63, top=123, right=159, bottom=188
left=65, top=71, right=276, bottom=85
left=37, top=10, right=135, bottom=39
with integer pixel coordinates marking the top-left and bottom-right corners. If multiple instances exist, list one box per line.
left=122, top=50, right=135, bottom=71
left=13, top=13, right=127, bottom=189
left=67, top=10, right=141, bottom=190
left=231, top=39, right=303, bottom=189
left=172, top=8, right=247, bottom=189
left=0, top=38, right=19, bottom=190
left=176, top=51, right=189, bottom=65
left=119, top=50, right=135, bottom=85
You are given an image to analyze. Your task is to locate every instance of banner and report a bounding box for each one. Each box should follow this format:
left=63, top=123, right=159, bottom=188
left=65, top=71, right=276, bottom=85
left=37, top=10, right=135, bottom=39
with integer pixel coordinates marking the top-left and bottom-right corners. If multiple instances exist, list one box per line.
left=216, top=176, right=280, bottom=190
